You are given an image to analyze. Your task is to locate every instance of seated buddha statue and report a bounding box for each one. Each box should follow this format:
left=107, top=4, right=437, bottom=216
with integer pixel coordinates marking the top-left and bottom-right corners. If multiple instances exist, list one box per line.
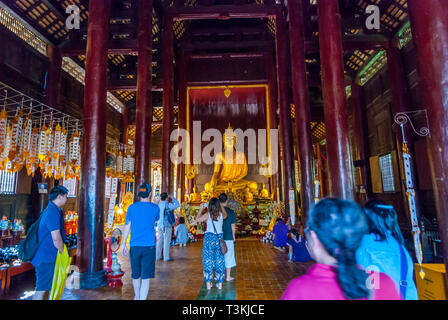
left=204, top=124, right=257, bottom=194
left=260, top=184, right=270, bottom=199
left=188, top=186, right=202, bottom=204
left=243, top=186, right=255, bottom=204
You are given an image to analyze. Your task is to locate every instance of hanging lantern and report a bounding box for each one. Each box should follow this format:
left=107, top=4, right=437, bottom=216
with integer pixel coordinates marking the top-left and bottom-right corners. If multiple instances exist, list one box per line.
left=0, top=125, right=12, bottom=171
left=26, top=126, right=39, bottom=176
left=38, top=122, right=49, bottom=165
left=19, top=112, right=32, bottom=162
left=9, top=109, right=23, bottom=162
left=52, top=123, right=61, bottom=170
left=69, top=130, right=80, bottom=165
left=0, top=107, right=7, bottom=155
left=116, top=151, right=123, bottom=178
left=45, top=121, right=53, bottom=164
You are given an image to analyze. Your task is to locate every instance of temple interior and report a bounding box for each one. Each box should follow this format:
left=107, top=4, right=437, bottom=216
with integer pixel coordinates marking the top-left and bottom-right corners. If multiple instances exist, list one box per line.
left=0, top=0, right=447, bottom=301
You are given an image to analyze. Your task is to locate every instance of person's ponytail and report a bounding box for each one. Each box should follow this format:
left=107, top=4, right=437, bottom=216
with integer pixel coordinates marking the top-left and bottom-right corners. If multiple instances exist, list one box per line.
left=335, top=247, right=370, bottom=300
left=308, top=198, right=370, bottom=300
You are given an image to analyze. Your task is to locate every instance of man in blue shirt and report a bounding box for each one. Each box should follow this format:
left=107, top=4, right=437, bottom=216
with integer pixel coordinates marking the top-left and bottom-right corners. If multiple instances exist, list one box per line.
left=121, top=183, right=160, bottom=300
left=156, top=192, right=179, bottom=261
left=32, top=185, right=68, bottom=300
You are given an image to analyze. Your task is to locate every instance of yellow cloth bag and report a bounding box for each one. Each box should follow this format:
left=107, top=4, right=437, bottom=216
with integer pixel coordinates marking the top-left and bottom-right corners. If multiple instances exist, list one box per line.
left=49, top=245, right=72, bottom=300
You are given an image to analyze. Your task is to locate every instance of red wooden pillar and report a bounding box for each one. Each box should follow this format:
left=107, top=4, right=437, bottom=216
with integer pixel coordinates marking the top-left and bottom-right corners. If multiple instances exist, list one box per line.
left=317, top=0, right=354, bottom=200
left=267, top=51, right=279, bottom=201
left=178, top=51, right=187, bottom=201
left=162, top=16, right=174, bottom=194
left=408, top=0, right=448, bottom=273
left=275, top=11, right=295, bottom=214
left=386, top=45, right=422, bottom=221
left=77, top=0, right=111, bottom=289
left=134, top=0, right=153, bottom=194
left=44, top=44, right=62, bottom=110
left=288, top=0, right=314, bottom=217
left=350, top=82, right=371, bottom=203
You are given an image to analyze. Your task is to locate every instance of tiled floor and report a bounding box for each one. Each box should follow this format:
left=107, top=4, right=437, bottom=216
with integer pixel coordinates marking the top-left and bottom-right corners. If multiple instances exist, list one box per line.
left=3, top=238, right=313, bottom=300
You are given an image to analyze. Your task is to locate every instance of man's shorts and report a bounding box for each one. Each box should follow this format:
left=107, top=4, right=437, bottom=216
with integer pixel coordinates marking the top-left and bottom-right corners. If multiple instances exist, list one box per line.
left=129, top=246, right=156, bottom=279
left=35, top=262, right=55, bottom=291
left=224, top=240, right=236, bottom=269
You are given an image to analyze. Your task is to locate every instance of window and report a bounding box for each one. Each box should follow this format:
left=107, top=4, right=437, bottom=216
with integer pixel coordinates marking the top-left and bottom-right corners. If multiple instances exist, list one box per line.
left=63, top=178, right=78, bottom=198
left=379, top=153, right=395, bottom=193
left=0, top=166, right=17, bottom=194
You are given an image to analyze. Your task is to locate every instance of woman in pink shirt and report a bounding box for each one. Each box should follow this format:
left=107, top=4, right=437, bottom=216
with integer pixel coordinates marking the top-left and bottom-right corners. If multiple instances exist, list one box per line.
left=281, top=198, right=401, bottom=300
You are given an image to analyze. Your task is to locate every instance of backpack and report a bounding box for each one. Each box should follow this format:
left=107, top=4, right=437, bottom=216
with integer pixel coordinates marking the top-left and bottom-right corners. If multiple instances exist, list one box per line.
left=163, top=205, right=176, bottom=227
left=18, top=212, right=51, bottom=262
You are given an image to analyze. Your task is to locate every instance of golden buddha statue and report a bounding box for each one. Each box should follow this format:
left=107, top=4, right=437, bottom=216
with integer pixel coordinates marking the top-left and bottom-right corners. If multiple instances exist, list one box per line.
left=204, top=124, right=257, bottom=194
left=188, top=186, right=202, bottom=204
left=243, top=186, right=255, bottom=204
left=260, top=183, right=270, bottom=199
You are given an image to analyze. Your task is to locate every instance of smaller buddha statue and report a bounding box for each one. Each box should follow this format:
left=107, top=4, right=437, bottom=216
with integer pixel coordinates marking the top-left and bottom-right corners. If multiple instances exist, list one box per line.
left=260, top=184, right=270, bottom=199
left=200, top=185, right=211, bottom=203
left=243, top=186, right=255, bottom=204
left=189, top=186, right=202, bottom=204
left=249, top=182, right=259, bottom=197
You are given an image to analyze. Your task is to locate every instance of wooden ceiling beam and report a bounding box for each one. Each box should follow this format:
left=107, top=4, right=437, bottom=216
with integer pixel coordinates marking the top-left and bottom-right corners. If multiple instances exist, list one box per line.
left=167, top=4, right=281, bottom=20
left=60, top=39, right=139, bottom=56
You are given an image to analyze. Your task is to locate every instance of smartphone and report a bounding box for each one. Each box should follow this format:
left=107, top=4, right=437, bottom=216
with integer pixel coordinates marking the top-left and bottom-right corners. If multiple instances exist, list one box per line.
left=204, top=203, right=208, bottom=208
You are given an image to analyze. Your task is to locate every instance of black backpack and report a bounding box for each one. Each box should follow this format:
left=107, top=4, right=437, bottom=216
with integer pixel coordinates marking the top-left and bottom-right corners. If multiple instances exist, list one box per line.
left=18, top=212, right=51, bottom=262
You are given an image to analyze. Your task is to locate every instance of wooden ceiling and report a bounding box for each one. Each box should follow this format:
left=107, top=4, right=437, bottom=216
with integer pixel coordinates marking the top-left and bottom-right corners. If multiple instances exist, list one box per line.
left=1, top=0, right=411, bottom=142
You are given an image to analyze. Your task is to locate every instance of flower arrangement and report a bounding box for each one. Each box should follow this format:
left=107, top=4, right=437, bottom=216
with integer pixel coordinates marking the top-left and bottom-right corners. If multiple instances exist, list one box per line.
left=261, top=230, right=274, bottom=244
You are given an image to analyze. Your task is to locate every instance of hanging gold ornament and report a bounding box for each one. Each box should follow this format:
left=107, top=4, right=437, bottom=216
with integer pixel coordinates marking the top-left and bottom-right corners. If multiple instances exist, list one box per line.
left=0, top=107, right=7, bottom=155
left=19, top=112, right=32, bottom=162
left=38, top=122, right=49, bottom=165
left=45, top=121, right=53, bottom=164
left=52, top=123, right=61, bottom=170
left=9, top=109, right=23, bottom=162
left=0, top=125, right=12, bottom=171
left=116, top=151, right=123, bottom=179
left=26, top=126, right=39, bottom=176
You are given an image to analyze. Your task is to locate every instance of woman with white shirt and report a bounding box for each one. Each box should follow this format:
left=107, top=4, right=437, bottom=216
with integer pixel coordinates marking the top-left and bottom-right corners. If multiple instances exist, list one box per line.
left=194, top=197, right=228, bottom=290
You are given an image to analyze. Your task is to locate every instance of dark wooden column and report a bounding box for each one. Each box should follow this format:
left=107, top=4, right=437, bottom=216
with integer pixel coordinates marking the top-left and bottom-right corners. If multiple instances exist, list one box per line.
left=386, top=44, right=422, bottom=221
left=317, top=0, right=354, bottom=200
left=178, top=51, right=187, bottom=201
left=266, top=51, right=279, bottom=201
left=408, top=0, right=448, bottom=274
left=275, top=11, right=295, bottom=214
left=287, top=0, right=314, bottom=217
left=44, top=44, right=62, bottom=109
left=117, top=106, right=129, bottom=204
left=350, top=82, right=371, bottom=203
left=162, top=16, right=174, bottom=194
left=77, top=0, right=111, bottom=289
left=134, top=0, right=153, bottom=194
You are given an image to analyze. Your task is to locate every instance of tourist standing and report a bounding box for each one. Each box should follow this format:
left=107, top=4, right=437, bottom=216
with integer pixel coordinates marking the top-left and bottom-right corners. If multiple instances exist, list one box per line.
left=272, top=218, right=289, bottom=251
left=194, top=198, right=227, bottom=290
left=174, top=217, right=189, bottom=247
left=31, top=185, right=68, bottom=300
left=356, top=200, right=419, bottom=300
left=121, top=183, right=160, bottom=300
left=156, top=193, right=179, bottom=261
left=219, top=193, right=237, bottom=282
left=281, top=198, right=401, bottom=300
